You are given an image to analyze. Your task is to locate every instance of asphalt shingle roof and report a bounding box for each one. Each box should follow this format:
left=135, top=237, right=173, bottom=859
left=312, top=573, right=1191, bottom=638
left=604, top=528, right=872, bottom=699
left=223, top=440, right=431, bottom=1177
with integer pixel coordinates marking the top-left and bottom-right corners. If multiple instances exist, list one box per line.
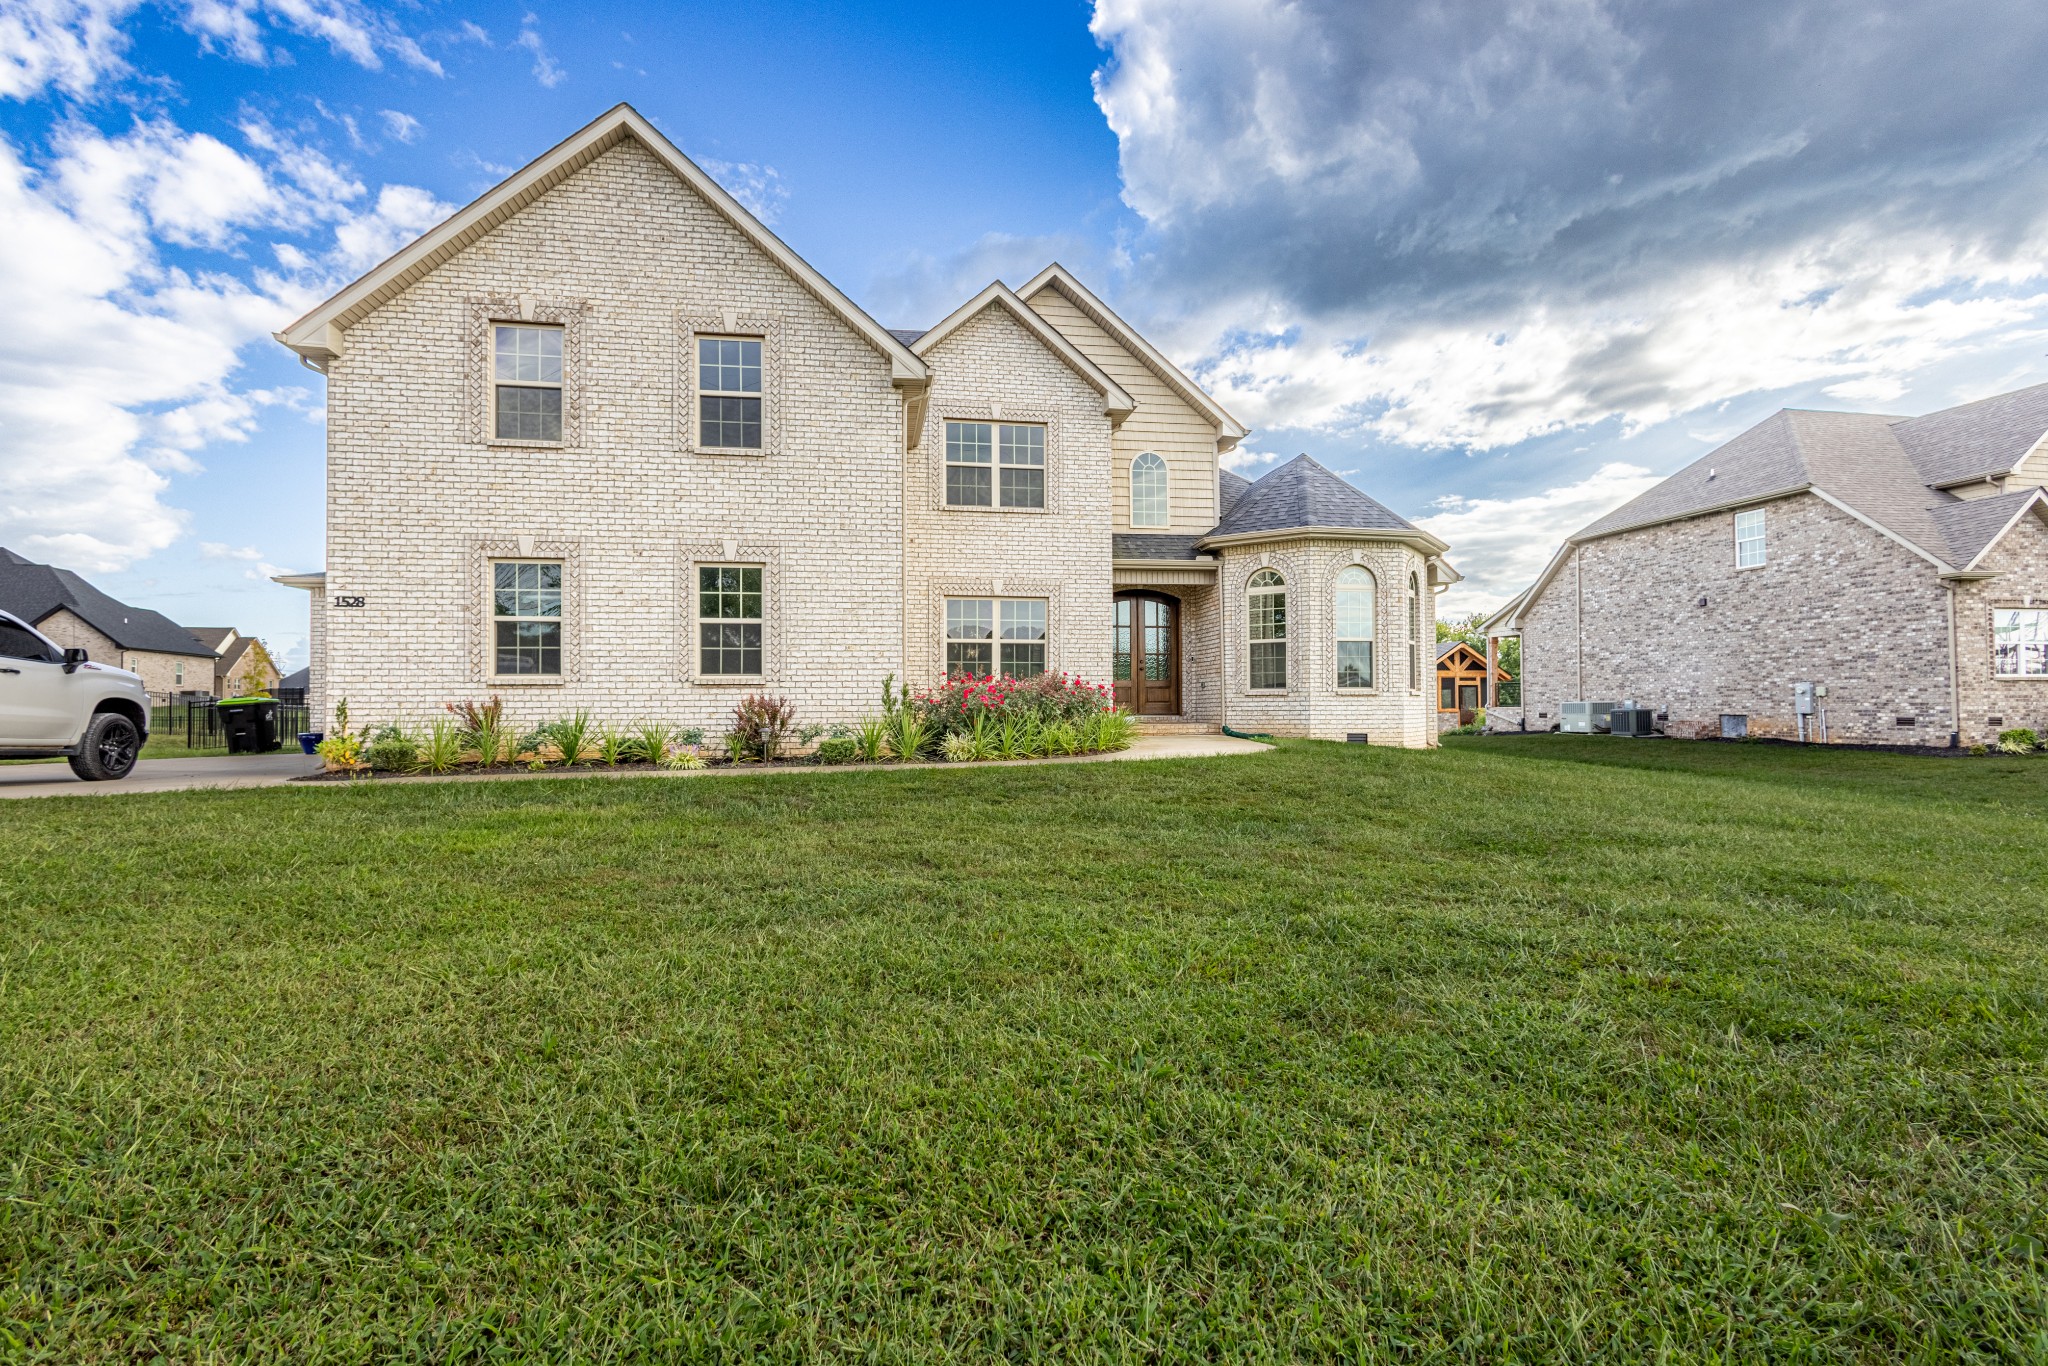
left=1111, top=533, right=1205, bottom=561
left=886, top=328, right=927, bottom=346
left=1568, top=388, right=2048, bottom=568
left=1209, top=455, right=1417, bottom=538
left=0, top=547, right=213, bottom=657
left=1218, top=469, right=1252, bottom=519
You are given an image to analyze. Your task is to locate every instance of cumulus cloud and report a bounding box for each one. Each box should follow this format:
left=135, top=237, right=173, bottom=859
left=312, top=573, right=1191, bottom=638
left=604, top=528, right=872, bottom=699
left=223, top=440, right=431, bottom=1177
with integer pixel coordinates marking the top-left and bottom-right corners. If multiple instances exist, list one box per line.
left=0, top=112, right=450, bottom=571
left=378, top=108, right=420, bottom=144
left=1416, top=463, right=1666, bottom=615
left=698, top=156, right=786, bottom=227
left=1090, top=0, right=2048, bottom=451
left=514, top=12, right=561, bottom=87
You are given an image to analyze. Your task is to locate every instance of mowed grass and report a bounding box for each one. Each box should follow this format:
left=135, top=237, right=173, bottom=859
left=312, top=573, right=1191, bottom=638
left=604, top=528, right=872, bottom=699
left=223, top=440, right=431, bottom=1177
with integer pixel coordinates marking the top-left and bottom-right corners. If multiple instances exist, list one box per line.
left=2, top=738, right=2045, bottom=1362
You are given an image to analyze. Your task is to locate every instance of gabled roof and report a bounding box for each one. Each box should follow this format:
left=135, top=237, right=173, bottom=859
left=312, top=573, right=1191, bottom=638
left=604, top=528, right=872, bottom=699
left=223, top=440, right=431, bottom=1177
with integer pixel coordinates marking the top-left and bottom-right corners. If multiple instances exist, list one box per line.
left=1016, top=263, right=1248, bottom=449
left=911, top=282, right=1135, bottom=420
left=1929, top=487, right=2048, bottom=571
left=279, top=665, right=310, bottom=691
left=216, top=635, right=257, bottom=678
left=0, top=548, right=213, bottom=657
left=1891, top=381, right=2048, bottom=488
left=1436, top=639, right=1513, bottom=676
left=187, top=626, right=236, bottom=653
left=277, top=104, right=928, bottom=386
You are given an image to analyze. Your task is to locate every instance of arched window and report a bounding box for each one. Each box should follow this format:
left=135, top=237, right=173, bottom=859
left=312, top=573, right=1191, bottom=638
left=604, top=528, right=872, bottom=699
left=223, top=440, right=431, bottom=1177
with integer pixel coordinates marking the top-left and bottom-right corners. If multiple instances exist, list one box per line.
left=1130, top=453, right=1169, bottom=527
left=1248, top=569, right=1287, bottom=690
left=1407, top=572, right=1422, bottom=690
left=1335, top=566, right=1374, bottom=687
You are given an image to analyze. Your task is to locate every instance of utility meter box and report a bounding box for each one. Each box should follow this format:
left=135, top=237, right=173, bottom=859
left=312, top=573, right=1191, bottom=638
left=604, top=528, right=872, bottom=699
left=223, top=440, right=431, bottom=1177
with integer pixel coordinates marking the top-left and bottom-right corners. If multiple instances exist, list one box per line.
left=1793, top=682, right=1816, bottom=716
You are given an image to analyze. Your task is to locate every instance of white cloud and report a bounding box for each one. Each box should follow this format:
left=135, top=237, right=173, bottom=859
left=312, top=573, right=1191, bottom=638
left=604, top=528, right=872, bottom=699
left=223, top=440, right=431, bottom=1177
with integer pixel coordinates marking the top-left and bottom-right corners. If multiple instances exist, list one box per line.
left=1415, top=462, right=1666, bottom=616
left=0, top=0, right=138, bottom=97
left=199, top=541, right=262, bottom=559
left=1090, top=0, right=2048, bottom=453
left=698, top=156, right=786, bottom=226
left=378, top=108, right=420, bottom=144
left=0, top=115, right=450, bottom=572
left=514, top=12, right=561, bottom=87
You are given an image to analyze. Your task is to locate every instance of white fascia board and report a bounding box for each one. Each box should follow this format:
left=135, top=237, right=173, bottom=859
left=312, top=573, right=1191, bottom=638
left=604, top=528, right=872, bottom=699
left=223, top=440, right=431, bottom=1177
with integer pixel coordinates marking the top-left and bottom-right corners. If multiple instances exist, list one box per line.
left=271, top=572, right=327, bottom=590
left=1959, top=487, right=2048, bottom=572
left=277, top=104, right=927, bottom=386
left=1196, top=524, right=1451, bottom=557
left=912, top=282, right=1135, bottom=418
left=1016, top=262, right=1249, bottom=446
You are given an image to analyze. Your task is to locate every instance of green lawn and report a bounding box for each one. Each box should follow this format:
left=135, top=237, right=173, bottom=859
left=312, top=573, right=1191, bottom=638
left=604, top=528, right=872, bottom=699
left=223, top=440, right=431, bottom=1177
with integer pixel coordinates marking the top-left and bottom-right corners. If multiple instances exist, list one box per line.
left=3, top=738, right=2044, bottom=1361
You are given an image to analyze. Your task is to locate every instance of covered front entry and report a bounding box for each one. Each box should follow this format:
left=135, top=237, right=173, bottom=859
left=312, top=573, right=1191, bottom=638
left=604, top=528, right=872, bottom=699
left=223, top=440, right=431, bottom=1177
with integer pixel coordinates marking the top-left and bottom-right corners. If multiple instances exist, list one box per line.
left=1113, top=591, right=1180, bottom=714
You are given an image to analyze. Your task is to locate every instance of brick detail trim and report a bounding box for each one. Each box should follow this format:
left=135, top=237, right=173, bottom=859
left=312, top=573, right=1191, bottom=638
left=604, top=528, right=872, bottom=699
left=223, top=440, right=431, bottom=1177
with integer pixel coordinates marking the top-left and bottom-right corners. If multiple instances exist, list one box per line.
left=675, top=312, right=786, bottom=457
left=1226, top=552, right=1306, bottom=697
left=466, top=537, right=586, bottom=684
left=465, top=296, right=593, bottom=448
left=676, top=541, right=788, bottom=685
left=921, top=404, right=1061, bottom=515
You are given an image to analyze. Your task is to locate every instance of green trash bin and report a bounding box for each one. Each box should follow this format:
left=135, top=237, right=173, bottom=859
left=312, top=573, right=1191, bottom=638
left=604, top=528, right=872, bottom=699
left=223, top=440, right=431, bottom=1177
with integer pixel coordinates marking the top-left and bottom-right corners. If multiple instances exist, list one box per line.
left=218, top=697, right=281, bottom=754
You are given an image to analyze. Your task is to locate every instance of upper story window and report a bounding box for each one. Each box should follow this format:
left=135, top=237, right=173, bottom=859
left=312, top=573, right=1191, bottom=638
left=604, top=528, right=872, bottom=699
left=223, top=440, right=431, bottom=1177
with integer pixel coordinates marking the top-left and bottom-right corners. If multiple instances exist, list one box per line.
left=492, top=560, right=562, bottom=675
left=494, top=325, right=563, bottom=441
left=1408, top=572, right=1422, bottom=690
left=1248, top=569, right=1287, bottom=690
left=1130, top=453, right=1168, bottom=527
left=698, top=565, right=764, bottom=677
left=946, top=598, right=1046, bottom=678
left=1335, top=566, right=1375, bottom=688
left=699, top=337, right=763, bottom=449
left=1994, top=608, right=2048, bottom=678
left=945, top=421, right=1046, bottom=509
left=1735, top=508, right=1767, bottom=568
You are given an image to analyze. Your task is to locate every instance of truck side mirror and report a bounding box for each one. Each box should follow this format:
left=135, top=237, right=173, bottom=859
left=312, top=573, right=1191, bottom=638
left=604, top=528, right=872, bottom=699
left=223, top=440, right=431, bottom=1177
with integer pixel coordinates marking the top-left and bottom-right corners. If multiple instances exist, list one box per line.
left=62, top=647, right=88, bottom=672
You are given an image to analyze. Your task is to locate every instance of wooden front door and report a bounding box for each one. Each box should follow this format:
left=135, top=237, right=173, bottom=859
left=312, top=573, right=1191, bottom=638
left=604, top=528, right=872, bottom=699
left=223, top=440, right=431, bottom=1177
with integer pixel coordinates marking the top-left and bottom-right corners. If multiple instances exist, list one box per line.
left=1113, top=592, right=1180, bottom=714
left=1457, top=682, right=1480, bottom=725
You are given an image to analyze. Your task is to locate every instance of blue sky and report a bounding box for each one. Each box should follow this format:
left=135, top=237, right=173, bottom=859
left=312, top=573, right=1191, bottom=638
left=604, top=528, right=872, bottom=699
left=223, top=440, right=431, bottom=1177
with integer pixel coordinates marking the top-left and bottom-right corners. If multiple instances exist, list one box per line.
left=6, top=0, right=2048, bottom=668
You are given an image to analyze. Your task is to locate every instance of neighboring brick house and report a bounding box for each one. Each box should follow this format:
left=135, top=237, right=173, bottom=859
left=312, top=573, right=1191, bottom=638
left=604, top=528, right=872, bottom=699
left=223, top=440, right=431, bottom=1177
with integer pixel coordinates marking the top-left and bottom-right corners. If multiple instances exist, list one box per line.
left=0, top=548, right=216, bottom=701
left=187, top=628, right=282, bottom=697
left=1483, top=386, right=2048, bottom=746
left=273, top=104, right=1458, bottom=745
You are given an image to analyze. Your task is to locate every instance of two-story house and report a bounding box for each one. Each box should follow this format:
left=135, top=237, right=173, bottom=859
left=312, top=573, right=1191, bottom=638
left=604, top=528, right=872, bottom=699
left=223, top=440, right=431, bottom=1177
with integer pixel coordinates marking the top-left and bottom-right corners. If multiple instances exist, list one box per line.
left=274, top=105, right=1457, bottom=746
left=1483, top=386, right=2048, bottom=746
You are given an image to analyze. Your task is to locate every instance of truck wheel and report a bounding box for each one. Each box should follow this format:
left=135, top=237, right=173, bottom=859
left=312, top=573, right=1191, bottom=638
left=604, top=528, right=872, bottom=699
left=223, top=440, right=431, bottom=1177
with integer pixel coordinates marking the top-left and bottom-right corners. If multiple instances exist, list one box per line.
left=69, top=712, right=141, bottom=781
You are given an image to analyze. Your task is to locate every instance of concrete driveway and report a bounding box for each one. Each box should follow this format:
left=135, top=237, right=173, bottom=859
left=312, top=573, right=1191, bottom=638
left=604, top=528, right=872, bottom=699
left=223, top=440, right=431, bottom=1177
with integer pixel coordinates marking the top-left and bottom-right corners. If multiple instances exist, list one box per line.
left=0, top=752, right=320, bottom=799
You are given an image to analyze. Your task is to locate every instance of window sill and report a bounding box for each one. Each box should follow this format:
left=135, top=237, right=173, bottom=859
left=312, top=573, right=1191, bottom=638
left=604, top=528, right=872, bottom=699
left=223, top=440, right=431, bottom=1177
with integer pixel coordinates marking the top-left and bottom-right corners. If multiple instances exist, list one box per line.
left=1245, top=688, right=1290, bottom=698
left=487, top=675, right=566, bottom=686
left=1334, top=687, right=1380, bottom=697
left=1992, top=674, right=2048, bottom=682
left=692, top=675, right=766, bottom=686
left=690, top=446, right=770, bottom=459
left=486, top=438, right=567, bottom=451
left=942, top=504, right=1051, bottom=515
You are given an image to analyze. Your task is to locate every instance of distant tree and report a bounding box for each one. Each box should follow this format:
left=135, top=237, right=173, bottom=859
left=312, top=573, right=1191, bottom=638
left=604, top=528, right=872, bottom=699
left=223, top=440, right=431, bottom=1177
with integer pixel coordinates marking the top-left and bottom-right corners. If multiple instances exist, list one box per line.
left=230, top=638, right=280, bottom=696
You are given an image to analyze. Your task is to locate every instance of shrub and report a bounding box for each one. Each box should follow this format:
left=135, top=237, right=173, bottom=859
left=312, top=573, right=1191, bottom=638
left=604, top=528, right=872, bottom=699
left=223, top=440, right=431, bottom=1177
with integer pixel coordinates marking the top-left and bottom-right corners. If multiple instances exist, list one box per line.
left=941, top=733, right=978, bottom=763
left=1095, top=709, right=1137, bottom=752
left=728, top=694, right=797, bottom=761
left=663, top=746, right=707, bottom=770
left=994, top=714, right=1030, bottom=760
left=597, top=725, right=630, bottom=766
left=628, top=721, right=672, bottom=766
left=854, top=715, right=889, bottom=763
left=816, top=736, right=858, bottom=765
left=316, top=733, right=366, bottom=774
left=446, top=696, right=507, bottom=767
left=887, top=708, right=931, bottom=761
left=1042, top=720, right=1081, bottom=756
left=366, top=727, right=420, bottom=774
left=420, top=719, right=464, bottom=774
left=676, top=727, right=706, bottom=747
left=546, top=710, right=597, bottom=766
left=1997, top=727, right=2039, bottom=755
left=911, top=671, right=1117, bottom=740
left=512, top=729, right=550, bottom=765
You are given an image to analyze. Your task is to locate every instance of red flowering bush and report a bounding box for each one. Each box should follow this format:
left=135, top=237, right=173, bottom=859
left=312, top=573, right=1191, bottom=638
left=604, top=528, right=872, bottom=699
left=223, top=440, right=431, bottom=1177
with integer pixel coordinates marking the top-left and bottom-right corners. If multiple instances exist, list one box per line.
left=915, top=671, right=1116, bottom=737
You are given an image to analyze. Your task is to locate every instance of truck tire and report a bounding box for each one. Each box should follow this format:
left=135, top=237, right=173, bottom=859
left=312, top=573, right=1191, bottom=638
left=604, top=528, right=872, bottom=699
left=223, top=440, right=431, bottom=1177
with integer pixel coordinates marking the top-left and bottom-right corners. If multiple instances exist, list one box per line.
left=69, top=712, right=141, bottom=781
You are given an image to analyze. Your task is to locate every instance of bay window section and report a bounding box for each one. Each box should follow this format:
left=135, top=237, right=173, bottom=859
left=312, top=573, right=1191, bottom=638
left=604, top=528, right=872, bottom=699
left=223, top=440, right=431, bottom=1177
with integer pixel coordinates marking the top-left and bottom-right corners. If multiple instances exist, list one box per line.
left=1248, top=569, right=1287, bottom=690
left=1334, top=566, right=1375, bottom=687
left=493, top=561, right=562, bottom=675
left=698, top=565, right=763, bottom=676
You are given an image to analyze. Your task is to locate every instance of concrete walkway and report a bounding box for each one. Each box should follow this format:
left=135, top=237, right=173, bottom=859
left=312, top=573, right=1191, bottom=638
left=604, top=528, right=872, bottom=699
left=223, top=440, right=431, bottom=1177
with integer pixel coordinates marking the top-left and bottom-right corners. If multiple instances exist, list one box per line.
left=0, top=733, right=1268, bottom=799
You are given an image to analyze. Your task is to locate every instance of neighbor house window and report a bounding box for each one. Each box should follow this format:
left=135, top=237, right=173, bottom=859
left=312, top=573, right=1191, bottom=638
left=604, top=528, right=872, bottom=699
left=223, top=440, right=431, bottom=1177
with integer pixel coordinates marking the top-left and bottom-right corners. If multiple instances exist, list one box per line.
left=1408, top=573, right=1422, bottom=690
left=1735, top=508, right=1767, bottom=568
left=493, top=324, right=563, bottom=441
left=945, top=421, right=1045, bottom=508
left=175, top=661, right=183, bottom=687
left=945, top=598, right=1046, bottom=678
left=1130, top=452, right=1168, bottom=527
left=1248, top=569, right=1287, bottom=690
left=698, top=565, right=763, bottom=676
left=1994, top=608, right=2048, bottom=678
left=493, top=560, right=561, bottom=675
left=1335, top=565, right=1374, bottom=688
left=698, top=336, right=762, bottom=449
left=1440, top=675, right=1456, bottom=709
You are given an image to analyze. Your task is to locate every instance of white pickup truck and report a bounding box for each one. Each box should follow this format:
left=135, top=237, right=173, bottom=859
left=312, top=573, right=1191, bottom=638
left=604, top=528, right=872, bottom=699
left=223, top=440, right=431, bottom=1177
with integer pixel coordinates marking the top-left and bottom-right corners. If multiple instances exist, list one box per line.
left=0, top=608, right=151, bottom=780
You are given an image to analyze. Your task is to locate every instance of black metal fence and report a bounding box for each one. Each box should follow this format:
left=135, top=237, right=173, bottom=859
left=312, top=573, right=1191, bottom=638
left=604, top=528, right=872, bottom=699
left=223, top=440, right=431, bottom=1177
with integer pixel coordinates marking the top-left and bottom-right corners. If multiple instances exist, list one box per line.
left=151, top=699, right=310, bottom=750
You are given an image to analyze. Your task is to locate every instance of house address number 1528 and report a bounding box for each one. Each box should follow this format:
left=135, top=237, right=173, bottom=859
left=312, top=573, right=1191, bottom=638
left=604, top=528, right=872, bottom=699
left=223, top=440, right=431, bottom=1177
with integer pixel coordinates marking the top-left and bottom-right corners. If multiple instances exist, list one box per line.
left=333, top=594, right=366, bottom=608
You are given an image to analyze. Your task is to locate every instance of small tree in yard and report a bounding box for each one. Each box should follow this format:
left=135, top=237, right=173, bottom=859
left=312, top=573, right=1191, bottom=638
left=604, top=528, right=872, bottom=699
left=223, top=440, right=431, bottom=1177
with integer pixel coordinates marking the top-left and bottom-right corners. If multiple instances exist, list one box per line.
left=727, top=693, right=797, bottom=761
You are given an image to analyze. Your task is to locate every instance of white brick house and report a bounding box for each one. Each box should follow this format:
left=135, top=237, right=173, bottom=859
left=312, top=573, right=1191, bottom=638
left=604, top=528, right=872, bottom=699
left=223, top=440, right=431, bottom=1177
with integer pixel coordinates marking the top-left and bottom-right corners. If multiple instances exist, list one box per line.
left=275, top=105, right=1456, bottom=746
left=1485, top=389, right=2048, bottom=747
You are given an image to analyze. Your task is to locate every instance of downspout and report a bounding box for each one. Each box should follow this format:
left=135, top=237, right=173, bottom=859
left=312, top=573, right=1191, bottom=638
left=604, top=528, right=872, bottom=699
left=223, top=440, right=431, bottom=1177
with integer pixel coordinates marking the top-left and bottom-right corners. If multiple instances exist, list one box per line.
left=1945, top=581, right=1961, bottom=748
left=1574, top=544, right=1585, bottom=699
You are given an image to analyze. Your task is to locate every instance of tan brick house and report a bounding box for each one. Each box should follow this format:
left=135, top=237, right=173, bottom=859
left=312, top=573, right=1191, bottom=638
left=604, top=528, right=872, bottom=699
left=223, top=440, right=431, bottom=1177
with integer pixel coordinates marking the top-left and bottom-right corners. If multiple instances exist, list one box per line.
left=1484, top=387, right=2048, bottom=746
left=273, top=105, right=1456, bottom=746
left=0, top=547, right=215, bottom=702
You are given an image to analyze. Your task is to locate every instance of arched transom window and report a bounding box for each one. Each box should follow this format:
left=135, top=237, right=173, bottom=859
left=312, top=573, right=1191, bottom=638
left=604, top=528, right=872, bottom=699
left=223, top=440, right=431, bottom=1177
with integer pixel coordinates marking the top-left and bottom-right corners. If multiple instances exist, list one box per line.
left=1407, top=572, right=1422, bottom=690
left=1248, top=569, right=1287, bottom=690
left=1335, top=566, right=1375, bottom=688
left=1130, top=453, right=1169, bottom=527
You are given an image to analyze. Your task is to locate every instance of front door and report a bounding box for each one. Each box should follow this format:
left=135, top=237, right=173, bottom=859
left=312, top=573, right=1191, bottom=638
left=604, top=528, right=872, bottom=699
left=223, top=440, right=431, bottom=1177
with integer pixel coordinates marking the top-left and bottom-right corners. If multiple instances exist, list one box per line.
left=1113, top=592, right=1180, bottom=715
left=1457, top=682, right=1480, bottom=725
